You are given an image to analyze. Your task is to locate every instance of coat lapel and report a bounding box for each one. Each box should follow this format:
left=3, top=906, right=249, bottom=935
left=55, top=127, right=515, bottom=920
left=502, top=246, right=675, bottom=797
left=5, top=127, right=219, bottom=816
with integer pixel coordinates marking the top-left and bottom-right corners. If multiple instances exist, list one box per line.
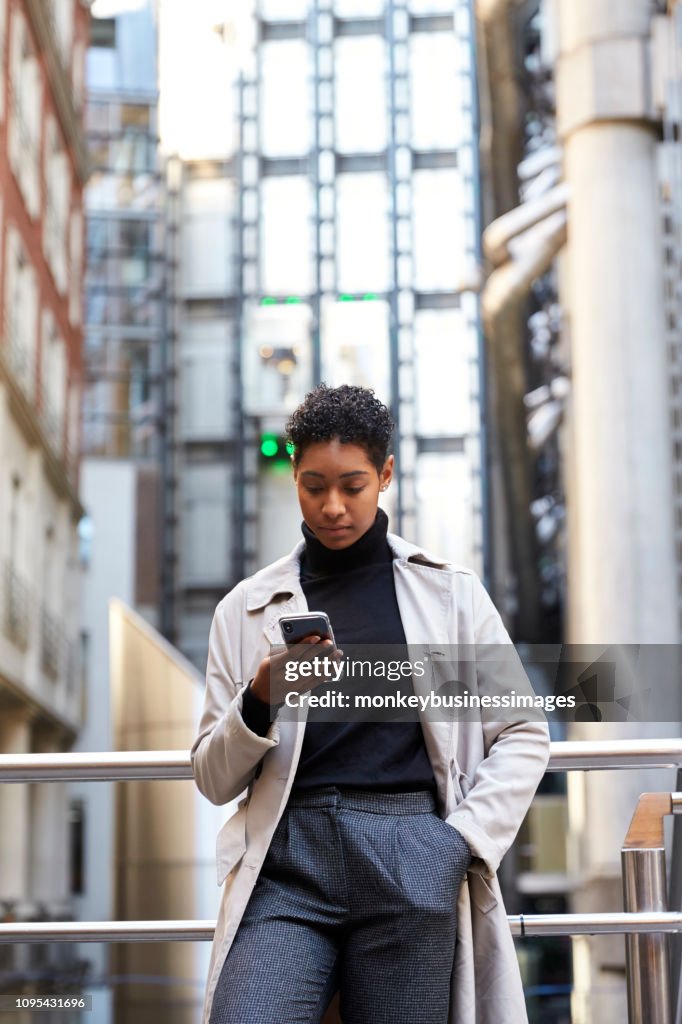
left=392, top=557, right=459, bottom=815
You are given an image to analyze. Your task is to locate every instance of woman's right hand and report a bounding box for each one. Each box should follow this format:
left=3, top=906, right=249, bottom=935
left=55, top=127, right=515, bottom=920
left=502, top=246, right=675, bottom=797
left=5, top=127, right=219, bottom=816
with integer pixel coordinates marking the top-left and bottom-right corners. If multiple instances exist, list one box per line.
left=249, top=635, right=342, bottom=707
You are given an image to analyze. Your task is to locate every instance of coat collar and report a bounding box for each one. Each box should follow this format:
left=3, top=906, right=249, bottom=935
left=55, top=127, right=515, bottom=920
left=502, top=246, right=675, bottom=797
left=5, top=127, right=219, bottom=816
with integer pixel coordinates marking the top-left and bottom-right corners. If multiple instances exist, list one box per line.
left=244, top=532, right=451, bottom=611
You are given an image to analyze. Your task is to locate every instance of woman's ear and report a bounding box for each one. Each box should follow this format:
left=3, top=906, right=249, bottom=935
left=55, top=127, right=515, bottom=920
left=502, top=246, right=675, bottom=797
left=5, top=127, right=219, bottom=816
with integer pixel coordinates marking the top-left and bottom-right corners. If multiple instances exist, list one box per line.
left=380, top=454, right=394, bottom=490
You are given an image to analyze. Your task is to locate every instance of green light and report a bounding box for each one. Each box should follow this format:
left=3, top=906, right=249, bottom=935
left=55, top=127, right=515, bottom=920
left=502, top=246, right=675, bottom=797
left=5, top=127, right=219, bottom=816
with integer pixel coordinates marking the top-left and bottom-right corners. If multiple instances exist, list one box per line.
left=285, top=441, right=295, bottom=456
left=339, top=293, right=354, bottom=302
left=269, top=458, right=292, bottom=475
left=363, top=292, right=379, bottom=301
left=260, top=436, right=279, bottom=457
left=261, top=296, right=277, bottom=306
left=285, top=296, right=302, bottom=304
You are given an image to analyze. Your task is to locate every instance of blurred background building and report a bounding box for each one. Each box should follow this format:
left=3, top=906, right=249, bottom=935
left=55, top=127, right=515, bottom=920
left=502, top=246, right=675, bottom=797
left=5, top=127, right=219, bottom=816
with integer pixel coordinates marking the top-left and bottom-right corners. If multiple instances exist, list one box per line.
left=0, top=0, right=89, bottom=1011
left=72, top=1, right=163, bottom=1018
left=157, top=0, right=488, bottom=670
left=0, top=0, right=681, bottom=1022
left=477, top=0, right=682, bottom=1020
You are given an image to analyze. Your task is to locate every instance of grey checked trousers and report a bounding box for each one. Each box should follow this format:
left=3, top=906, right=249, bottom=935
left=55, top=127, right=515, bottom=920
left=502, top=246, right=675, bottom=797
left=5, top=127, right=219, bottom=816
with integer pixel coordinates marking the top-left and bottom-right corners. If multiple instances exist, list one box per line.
left=209, top=786, right=471, bottom=1024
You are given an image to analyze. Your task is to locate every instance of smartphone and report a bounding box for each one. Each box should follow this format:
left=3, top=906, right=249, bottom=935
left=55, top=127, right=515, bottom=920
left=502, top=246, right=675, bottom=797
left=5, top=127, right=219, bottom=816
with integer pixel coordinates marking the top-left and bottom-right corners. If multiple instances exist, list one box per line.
left=279, top=612, right=336, bottom=647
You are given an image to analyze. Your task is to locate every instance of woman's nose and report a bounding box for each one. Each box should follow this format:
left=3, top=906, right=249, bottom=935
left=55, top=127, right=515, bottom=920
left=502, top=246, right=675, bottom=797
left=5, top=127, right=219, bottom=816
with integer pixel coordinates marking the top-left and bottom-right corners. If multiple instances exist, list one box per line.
left=322, top=491, right=346, bottom=517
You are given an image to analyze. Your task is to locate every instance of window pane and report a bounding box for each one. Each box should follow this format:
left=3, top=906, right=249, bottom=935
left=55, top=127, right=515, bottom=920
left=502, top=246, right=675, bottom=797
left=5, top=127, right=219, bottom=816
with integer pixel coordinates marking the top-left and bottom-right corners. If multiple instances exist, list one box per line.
left=335, top=37, right=386, bottom=154
left=412, top=169, right=472, bottom=291
left=180, top=319, right=234, bottom=440
left=321, top=297, right=390, bottom=400
left=416, top=453, right=475, bottom=566
left=181, top=178, right=236, bottom=296
left=408, top=0, right=455, bottom=12
left=260, top=177, right=313, bottom=294
left=337, top=173, right=390, bottom=293
left=260, top=0, right=309, bottom=19
left=410, top=33, right=463, bottom=151
left=181, top=465, right=232, bottom=585
left=414, top=309, right=475, bottom=436
left=335, top=0, right=384, bottom=13
left=260, top=40, right=311, bottom=158
left=243, top=302, right=312, bottom=416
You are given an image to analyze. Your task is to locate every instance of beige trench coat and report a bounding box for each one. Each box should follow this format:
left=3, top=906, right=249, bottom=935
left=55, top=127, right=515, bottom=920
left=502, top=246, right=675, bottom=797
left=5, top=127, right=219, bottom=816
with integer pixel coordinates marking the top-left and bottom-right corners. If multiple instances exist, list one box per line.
left=191, top=532, right=551, bottom=1024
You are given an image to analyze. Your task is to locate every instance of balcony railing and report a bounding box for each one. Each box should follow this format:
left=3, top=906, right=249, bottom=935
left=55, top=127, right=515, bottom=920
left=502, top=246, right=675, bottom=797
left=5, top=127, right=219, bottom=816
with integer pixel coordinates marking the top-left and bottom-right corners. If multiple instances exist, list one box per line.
left=1, top=560, right=30, bottom=651
left=1, top=561, right=79, bottom=696
left=3, top=318, right=33, bottom=397
left=0, top=740, right=680, bottom=1024
left=40, top=607, right=61, bottom=680
left=1, top=738, right=681, bottom=783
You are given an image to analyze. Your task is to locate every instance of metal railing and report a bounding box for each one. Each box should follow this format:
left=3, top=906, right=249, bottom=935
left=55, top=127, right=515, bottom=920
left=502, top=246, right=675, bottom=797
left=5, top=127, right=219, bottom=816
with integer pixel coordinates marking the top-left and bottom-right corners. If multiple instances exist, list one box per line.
left=0, top=739, right=681, bottom=1024
left=0, top=912, right=680, bottom=945
left=621, top=791, right=682, bottom=1024
left=1, top=737, right=682, bottom=782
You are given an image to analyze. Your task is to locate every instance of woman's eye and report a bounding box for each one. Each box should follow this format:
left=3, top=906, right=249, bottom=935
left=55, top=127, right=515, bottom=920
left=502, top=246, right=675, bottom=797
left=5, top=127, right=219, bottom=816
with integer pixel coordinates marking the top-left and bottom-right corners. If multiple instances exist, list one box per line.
left=305, top=487, right=323, bottom=495
left=345, top=487, right=364, bottom=495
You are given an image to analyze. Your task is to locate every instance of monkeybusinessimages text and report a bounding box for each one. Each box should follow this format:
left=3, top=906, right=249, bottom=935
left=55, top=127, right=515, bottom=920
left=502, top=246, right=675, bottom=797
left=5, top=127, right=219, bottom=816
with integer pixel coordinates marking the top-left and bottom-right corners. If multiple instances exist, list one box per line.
left=281, top=655, right=575, bottom=712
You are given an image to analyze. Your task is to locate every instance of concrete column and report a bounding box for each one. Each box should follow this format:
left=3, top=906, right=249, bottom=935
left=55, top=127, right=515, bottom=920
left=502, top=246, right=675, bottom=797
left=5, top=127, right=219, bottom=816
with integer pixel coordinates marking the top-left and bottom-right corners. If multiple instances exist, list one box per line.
left=558, top=2, right=678, bottom=646
left=557, top=2, right=680, bottom=1022
left=29, top=728, right=69, bottom=910
left=0, top=709, right=31, bottom=907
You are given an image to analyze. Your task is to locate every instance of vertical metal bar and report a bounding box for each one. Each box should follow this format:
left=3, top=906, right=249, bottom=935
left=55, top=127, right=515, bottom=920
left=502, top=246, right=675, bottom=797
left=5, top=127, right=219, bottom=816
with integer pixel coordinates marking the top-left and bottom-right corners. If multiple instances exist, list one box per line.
left=671, top=768, right=682, bottom=1024
left=159, top=156, right=177, bottom=641
left=622, top=848, right=671, bottom=1024
left=233, top=71, right=247, bottom=584
left=385, top=0, right=403, bottom=537
left=465, top=0, right=492, bottom=588
left=309, top=0, right=325, bottom=388
left=232, top=3, right=261, bottom=583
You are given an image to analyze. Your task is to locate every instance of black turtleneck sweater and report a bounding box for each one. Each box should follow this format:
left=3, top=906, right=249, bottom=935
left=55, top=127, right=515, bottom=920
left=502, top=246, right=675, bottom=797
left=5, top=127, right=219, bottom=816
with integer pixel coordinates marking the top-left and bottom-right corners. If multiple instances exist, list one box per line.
left=241, top=509, right=436, bottom=793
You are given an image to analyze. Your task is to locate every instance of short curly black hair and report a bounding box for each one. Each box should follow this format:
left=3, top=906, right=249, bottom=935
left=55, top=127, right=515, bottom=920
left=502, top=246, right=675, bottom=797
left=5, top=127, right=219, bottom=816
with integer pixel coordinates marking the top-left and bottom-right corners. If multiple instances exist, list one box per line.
left=286, top=383, right=395, bottom=473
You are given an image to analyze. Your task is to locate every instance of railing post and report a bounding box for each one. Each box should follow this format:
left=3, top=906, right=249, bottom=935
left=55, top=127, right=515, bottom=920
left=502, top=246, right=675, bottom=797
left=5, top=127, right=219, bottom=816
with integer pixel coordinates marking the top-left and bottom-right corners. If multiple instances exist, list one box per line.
left=621, top=793, right=673, bottom=1024
left=670, top=781, right=682, bottom=1024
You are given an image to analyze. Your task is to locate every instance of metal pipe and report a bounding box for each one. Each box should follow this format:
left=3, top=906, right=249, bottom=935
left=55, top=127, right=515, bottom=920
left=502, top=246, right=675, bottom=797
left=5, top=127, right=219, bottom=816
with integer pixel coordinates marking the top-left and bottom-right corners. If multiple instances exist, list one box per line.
left=1, top=740, right=682, bottom=782
left=622, top=794, right=673, bottom=1024
left=0, top=750, right=193, bottom=782
left=672, top=769, right=682, bottom=1024
left=623, top=851, right=672, bottom=1023
left=0, top=913, right=681, bottom=944
left=482, top=211, right=567, bottom=319
left=508, top=912, right=682, bottom=938
left=482, top=183, right=569, bottom=265
left=0, top=921, right=217, bottom=943
left=547, top=740, right=682, bottom=772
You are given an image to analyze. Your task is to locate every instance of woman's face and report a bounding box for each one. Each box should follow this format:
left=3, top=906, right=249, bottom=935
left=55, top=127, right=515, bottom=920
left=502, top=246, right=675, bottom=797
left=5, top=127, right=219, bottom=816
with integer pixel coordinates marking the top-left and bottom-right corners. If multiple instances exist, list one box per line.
left=294, top=438, right=393, bottom=549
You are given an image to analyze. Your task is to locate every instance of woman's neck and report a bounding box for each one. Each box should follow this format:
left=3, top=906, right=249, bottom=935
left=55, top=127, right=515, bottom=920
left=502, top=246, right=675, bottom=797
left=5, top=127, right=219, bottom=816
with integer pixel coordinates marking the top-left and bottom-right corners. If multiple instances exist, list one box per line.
left=301, top=508, right=392, bottom=575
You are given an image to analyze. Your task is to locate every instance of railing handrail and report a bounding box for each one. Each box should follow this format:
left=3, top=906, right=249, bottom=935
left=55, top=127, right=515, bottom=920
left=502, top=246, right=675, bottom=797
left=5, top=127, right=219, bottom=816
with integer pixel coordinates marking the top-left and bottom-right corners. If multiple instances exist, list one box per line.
left=1, top=739, right=682, bottom=782
left=0, top=913, right=681, bottom=943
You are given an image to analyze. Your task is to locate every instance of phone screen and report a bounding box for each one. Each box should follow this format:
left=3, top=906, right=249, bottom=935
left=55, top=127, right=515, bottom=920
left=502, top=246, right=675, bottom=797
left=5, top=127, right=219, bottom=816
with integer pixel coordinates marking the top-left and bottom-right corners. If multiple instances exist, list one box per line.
left=279, top=614, right=335, bottom=647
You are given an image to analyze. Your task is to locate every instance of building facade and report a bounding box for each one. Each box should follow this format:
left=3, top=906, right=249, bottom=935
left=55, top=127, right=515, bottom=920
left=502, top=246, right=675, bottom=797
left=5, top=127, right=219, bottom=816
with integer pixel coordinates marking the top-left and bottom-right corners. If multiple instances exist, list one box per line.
left=158, top=0, right=487, bottom=673
left=0, top=0, right=89, bottom=1005
left=70, top=3, right=166, bottom=1020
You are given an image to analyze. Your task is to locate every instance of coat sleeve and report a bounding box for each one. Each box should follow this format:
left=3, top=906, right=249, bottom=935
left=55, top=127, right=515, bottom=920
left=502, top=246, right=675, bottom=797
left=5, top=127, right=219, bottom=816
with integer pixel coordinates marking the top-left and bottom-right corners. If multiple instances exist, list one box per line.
left=446, top=573, right=551, bottom=877
left=190, top=587, right=280, bottom=806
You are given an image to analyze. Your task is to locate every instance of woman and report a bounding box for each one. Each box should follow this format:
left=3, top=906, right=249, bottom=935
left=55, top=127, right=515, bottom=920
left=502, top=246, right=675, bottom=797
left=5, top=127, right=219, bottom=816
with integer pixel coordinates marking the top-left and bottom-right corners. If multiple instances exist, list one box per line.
left=192, top=384, right=550, bottom=1024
